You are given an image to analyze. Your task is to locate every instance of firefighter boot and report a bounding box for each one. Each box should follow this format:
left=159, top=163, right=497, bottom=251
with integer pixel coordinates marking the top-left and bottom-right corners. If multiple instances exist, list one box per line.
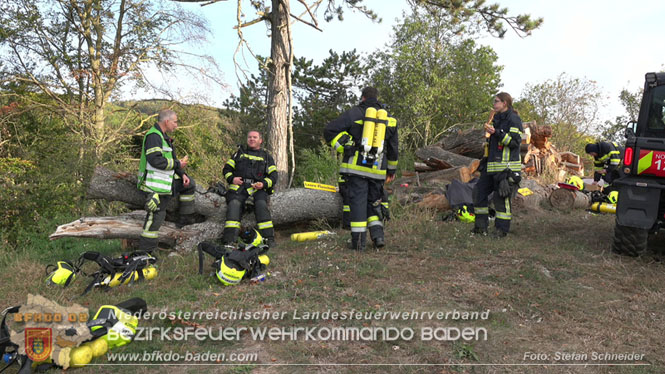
left=369, top=225, right=385, bottom=248
left=349, top=232, right=367, bottom=251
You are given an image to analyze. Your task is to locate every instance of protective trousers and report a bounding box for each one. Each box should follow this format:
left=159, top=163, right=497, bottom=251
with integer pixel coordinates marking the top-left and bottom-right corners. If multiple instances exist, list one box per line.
left=139, top=177, right=196, bottom=251
left=222, top=188, right=273, bottom=244
left=338, top=176, right=351, bottom=229
left=346, top=175, right=384, bottom=250
left=472, top=172, right=514, bottom=234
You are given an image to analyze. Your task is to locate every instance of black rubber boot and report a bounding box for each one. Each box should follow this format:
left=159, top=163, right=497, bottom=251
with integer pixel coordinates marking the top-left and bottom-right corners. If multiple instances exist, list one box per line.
left=350, top=232, right=367, bottom=251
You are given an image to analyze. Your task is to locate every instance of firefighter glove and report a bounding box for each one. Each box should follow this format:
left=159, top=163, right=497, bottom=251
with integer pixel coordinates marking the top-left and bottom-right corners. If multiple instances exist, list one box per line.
left=498, top=178, right=512, bottom=198
left=145, top=193, right=160, bottom=212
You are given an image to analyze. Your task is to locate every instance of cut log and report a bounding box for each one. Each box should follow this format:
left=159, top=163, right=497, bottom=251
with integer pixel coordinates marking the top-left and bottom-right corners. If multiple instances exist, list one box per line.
left=548, top=188, right=590, bottom=211
left=396, top=166, right=472, bottom=187
left=415, top=146, right=478, bottom=169
left=434, top=127, right=486, bottom=159
left=416, top=192, right=450, bottom=211
left=525, top=122, right=552, bottom=149
left=414, top=162, right=435, bottom=172
left=512, top=179, right=554, bottom=212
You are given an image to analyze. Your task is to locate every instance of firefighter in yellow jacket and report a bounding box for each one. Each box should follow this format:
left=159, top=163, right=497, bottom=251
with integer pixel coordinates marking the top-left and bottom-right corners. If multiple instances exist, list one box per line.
left=137, top=109, right=196, bottom=251
left=324, top=87, right=398, bottom=251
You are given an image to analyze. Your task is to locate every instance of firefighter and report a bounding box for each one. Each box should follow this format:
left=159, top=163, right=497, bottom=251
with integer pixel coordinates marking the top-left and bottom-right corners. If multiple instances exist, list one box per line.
left=222, top=131, right=278, bottom=246
left=137, top=109, right=196, bottom=252
left=585, top=141, right=624, bottom=186
left=324, top=87, right=399, bottom=251
left=472, top=92, right=523, bottom=238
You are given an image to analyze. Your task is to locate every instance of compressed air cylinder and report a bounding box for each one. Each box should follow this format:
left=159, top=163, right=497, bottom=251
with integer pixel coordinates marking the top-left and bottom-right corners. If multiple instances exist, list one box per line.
left=69, top=345, right=93, bottom=368
left=290, top=231, right=334, bottom=242
left=372, top=109, right=388, bottom=154
left=590, top=202, right=616, bottom=214
left=361, top=107, right=377, bottom=154
left=104, top=266, right=158, bottom=288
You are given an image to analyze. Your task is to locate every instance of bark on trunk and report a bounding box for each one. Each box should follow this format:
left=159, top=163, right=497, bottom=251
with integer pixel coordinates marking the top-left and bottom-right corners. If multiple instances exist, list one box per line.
left=435, top=127, right=487, bottom=159
left=266, top=0, right=291, bottom=192
left=548, top=188, right=590, bottom=211
left=415, top=146, right=478, bottom=169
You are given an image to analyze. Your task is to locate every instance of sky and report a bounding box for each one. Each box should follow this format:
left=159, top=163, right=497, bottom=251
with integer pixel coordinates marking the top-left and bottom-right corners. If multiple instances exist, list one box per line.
left=168, top=0, right=665, bottom=123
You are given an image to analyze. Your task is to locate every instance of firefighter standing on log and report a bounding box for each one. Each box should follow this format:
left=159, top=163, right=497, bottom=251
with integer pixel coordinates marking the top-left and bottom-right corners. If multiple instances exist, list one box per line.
left=472, top=92, right=523, bottom=238
left=221, top=131, right=278, bottom=247
left=324, top=87, right=399, bottom=251
left=137, top=109, right=196, bottom=252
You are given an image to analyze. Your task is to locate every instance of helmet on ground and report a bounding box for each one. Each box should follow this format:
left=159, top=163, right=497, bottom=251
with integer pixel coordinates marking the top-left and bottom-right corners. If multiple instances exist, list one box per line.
left=456, top=205, right=475, bottom=223
left=216, top=256, right=246, bottom=286
left=565, top=176, right=584, bottom=190
left=608, top=190, right=619, bottom=204
left=239, top=227, right=263, bottom=250
left=46, top=261, right=76, bottom=286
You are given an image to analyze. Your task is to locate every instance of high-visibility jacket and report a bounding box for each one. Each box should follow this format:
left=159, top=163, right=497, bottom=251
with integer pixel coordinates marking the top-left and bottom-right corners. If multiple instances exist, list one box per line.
left=592, top=141, right=623, bottom=182
left=485, top=109, right=523, bottom=174
left=223, top=145, right=278, bottom=194
left=137, top=125, right=182, bottom=194
left=323, top=98, right=398, bottom=180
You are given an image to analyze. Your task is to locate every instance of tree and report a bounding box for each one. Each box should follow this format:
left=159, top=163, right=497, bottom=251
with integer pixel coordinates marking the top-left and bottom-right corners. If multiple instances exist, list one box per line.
left=0, top=0, right=220, bottom=163
left=174, top=0, right=541, bottom=190
left=369, top=9, right=503, bottom=149
left=519, top=73, right=605, bottom=153
left=600, top=88, right=642, bottom=143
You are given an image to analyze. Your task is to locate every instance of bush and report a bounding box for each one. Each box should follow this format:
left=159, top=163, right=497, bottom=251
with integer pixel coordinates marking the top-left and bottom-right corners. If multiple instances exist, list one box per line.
left=292, top=143, right=341, bottom=187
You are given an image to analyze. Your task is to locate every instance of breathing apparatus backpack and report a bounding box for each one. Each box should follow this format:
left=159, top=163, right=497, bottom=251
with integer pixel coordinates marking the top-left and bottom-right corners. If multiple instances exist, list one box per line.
left=198, top=228, right=270, bottom=286
left=46, top=251, right=157, bottom=296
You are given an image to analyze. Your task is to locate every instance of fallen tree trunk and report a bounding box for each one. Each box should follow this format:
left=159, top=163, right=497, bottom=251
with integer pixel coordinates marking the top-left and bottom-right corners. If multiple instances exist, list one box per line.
left=88, top=166, right=226, bottom=220
left=435, top=127, right=486, bottom=159
left=52, top=166, right=344, bottom=251
left=549, top=188, right=590, bottom=211
left=415, top=146, right=478, bottom=170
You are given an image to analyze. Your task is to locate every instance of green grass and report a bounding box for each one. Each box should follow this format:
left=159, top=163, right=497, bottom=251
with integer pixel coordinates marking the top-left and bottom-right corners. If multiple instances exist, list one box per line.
left=1, top=208, right=664, bottom=373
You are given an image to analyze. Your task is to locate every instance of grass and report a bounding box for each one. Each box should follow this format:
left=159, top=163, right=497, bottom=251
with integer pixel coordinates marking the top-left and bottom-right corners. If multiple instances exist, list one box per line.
left=1, top=207, right=664, bottom=374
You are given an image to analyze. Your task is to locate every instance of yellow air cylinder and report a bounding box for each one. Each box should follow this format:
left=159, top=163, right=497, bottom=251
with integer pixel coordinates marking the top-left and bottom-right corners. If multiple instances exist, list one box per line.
left=361, top=107, right=377, bottom=154
left=83, top=338, right=109, bottom=358
left=104, top=266, right=158, bottom=288
left=372, top=109, right=388, bottom=154
left=590, top=202, right=616, bottom=214
left=69, top=345, right=93, bottom=368
left=290, top=231, right=334, bottom=242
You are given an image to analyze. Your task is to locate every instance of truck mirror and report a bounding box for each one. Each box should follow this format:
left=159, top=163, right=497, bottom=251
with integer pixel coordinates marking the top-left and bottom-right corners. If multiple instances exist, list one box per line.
left=625, top=121, right=637, bottom=139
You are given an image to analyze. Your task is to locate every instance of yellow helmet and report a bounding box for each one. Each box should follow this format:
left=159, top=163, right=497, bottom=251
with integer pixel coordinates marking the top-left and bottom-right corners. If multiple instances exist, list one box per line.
left=46, top=261, right=76, bottom=287
left=608, top=191, right=619, bottom=204
left=216, top=257, right=246, bottom=286
left=456, top=205, right=476, bottom=223
left=565, top=176, right=584, bottom=190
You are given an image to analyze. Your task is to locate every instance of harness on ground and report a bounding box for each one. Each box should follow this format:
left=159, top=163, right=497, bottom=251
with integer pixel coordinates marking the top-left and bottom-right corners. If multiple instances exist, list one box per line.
left=198, top=229, right=269, bottom=286
left=45, top=251, right=157, bottom=296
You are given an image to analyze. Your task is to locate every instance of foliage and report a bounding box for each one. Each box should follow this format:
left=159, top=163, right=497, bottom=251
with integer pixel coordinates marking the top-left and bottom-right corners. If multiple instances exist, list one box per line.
left=292, top=50, right=365, bottom=149
left=369, top=9, right=502, bottom=149
left=600, top=87, right=643, bottom=143
left=519, top=73, right=605, bottom=154
left=292, top=143, right=340, bottom=187
left=407, top=0, right=542, bottom=38
left=0, top=0, right=219, bottom=163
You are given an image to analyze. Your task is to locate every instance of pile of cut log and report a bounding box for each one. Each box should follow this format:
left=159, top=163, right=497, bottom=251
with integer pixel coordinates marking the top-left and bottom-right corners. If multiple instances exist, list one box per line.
left=521, top=121, right=584, bottom=179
